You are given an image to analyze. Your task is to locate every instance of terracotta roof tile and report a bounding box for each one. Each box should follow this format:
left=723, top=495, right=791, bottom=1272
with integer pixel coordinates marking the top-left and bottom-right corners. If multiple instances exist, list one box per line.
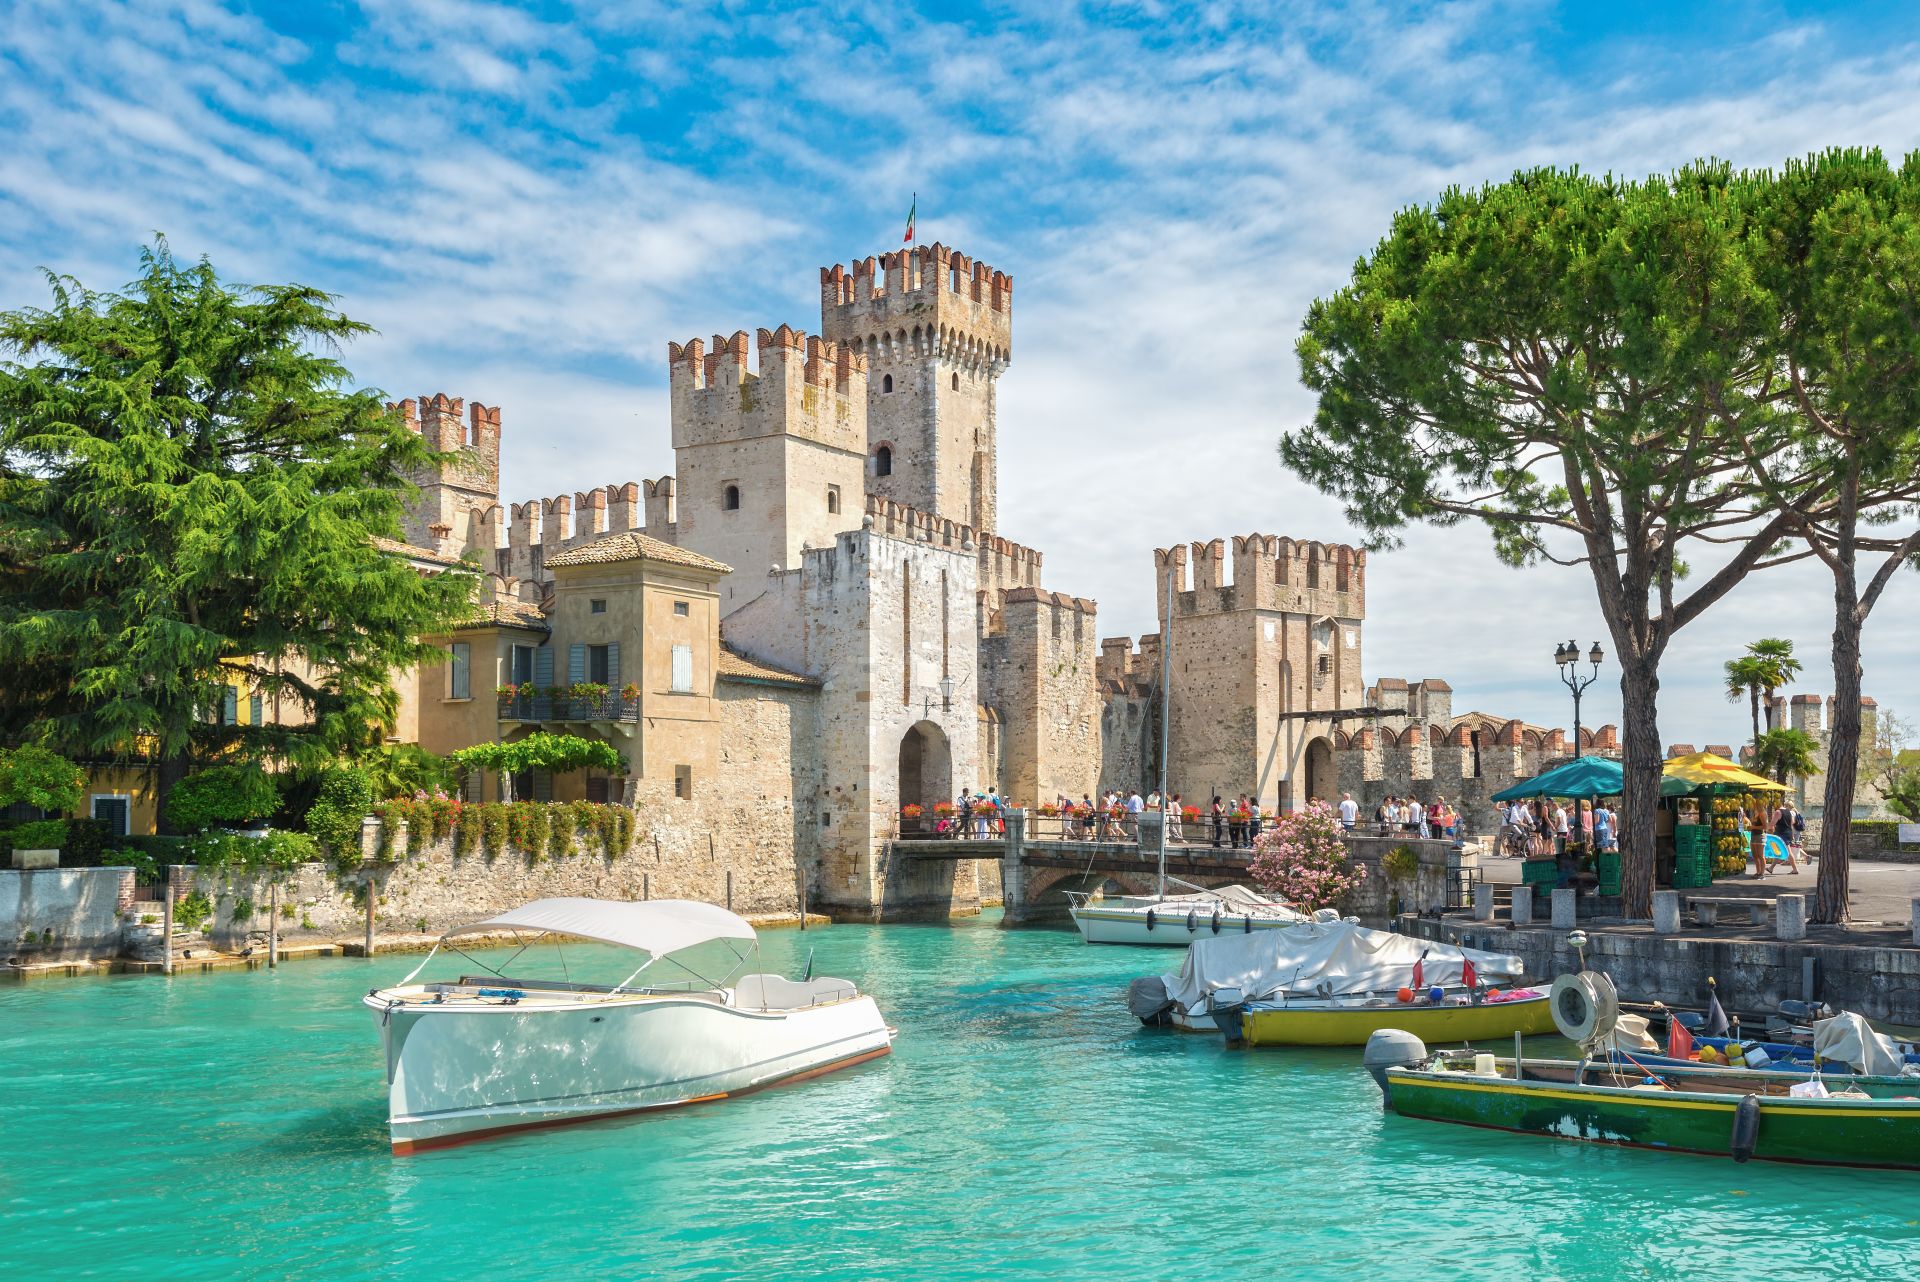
left=453, top=598, right=551, bottom=632
left=717, top=645, right=816, bottom=688
left=372, top=536, right=464, bottom=567
left=546, top=531, right=731, bottom=574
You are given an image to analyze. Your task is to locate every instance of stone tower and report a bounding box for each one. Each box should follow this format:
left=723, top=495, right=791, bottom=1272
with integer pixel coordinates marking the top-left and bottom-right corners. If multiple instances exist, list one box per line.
left=391, top=393, right=502, bottom=560
left=819, top=244, right=1012, bottom=533
left=667, top=327, right=870, bottom=613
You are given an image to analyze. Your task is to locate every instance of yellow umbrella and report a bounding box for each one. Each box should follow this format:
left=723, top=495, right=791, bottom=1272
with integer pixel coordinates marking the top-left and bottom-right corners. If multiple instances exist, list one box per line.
left=1662, top=751, right=1788, bottom=792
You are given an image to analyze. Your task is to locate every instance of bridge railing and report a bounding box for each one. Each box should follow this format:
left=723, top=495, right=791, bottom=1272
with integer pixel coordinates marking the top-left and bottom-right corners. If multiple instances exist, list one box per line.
left=1023, top=811, right=1142, bottom=845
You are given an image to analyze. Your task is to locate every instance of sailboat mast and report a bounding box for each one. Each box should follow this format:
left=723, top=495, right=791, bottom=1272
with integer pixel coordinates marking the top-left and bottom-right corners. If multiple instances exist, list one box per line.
left=1157, top=557, right=1174, bottom=897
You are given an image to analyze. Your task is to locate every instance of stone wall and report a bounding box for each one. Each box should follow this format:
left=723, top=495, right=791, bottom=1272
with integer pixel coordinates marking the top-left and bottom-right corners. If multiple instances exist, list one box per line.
left=980, top=588, right=1101, bottom=805
left=2, top=867, right=135, bottom=962
left=1414, top=916, right=1920, bottom=1026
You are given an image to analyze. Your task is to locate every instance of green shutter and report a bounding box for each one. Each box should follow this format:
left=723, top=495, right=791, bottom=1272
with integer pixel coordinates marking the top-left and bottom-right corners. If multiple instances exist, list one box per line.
left=249, top=692, right=263, bottom=724
left=569, top=643, right=587, bottom=685
left=222, top=688, right=238, bottom=725
left=534, top=645, right=554, bottom=689
left=606, top=642, right=620, bottom=692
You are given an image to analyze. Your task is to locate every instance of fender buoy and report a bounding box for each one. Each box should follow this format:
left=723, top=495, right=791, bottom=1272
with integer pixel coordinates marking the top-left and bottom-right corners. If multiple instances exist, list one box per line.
left=1244, top=915, right=1253, bottom=934
left=1186, top=909, right=1199, bottom=932
left=1211, top=911, right=1222, bottom=934
left=1731, top=1093, right=1761, bottom=1163
left=1145, top=909, right=1156, bottom=931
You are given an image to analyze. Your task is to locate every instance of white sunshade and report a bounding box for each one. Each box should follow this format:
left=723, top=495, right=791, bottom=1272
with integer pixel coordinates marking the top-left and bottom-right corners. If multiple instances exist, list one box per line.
left=442, top=897, right=757, bottom=960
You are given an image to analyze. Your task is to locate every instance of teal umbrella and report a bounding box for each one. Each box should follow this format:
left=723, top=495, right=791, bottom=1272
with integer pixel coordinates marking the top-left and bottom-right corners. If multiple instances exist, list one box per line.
left=1490, top=756, right=1625, bottom=802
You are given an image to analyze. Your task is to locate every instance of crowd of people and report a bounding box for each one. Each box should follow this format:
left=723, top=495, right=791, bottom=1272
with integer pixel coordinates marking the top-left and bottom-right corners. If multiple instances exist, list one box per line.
left=1334, top=792, right=1467, bottom=842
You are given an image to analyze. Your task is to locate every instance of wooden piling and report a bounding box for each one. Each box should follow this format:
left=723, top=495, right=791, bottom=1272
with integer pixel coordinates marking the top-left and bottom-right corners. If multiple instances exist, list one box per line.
left=726, top=870, right=733, bottom=911
left=643, top=872, right=650, bottom=901
left=364, top=880, right=376, bottom=958
left=267, top=882, right=279, bottom=969
left=161, top=872, right=175, bottom=976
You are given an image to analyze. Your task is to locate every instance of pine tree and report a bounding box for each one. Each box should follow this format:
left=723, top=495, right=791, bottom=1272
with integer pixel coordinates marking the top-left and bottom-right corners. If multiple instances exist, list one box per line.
left=0, top=240, right=476, bottom=778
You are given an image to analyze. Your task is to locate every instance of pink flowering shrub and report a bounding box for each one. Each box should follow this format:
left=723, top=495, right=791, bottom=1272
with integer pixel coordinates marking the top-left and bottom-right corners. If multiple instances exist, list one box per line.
left=1247, top=801, right=1366, bottom=911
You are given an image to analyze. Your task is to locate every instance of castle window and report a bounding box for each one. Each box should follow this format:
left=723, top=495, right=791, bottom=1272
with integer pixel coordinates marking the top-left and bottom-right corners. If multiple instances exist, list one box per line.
left=723, top=484, right=740, bottom=511
left=674, top=765, right=693, bottom=800
left=673, top=601, right=690, bottom=617
left=874, top=445, right=893, bottom=477
left=590, top=598, right=607, bottom=614
left=1317, top=655, right=1331, bottom=678
left=827, top=485, right=841, bottom=515
left=951, top=372, right=959, bottom=390
left=882, top=374, right=894, bottom=393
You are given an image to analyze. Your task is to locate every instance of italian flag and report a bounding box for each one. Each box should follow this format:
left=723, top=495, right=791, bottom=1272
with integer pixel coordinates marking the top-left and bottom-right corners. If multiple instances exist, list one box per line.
left=903, top=194, right=916, bottom=243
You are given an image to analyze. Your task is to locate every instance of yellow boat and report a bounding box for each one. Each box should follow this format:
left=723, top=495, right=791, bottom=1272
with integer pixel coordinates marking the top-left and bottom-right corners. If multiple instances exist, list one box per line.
left=1237, top=993, right=1555, bottom=1047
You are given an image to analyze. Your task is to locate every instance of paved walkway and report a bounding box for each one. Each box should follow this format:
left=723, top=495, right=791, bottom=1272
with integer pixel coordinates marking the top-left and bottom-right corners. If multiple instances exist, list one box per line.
left=1472, top=849, right=1920, bottom=939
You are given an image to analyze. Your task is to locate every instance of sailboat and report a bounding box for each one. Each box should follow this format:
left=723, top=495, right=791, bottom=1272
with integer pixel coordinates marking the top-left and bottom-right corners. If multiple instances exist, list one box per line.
left=1065, top=563, right=1307, bottom=946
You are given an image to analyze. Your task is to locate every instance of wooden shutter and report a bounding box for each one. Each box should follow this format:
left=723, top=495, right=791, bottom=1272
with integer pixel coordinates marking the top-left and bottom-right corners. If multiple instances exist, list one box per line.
left=249, top=692, right=263, bottom=725
left=671, top=644, right=692, bottom=693
left=569, top=643, right=587, bottom=685
left=606, top=643, right=620, bottom=692
left=221, top=688, right=238, bottom=725
left=534, top=645, right=554, bottom=688
left=533, top=770, right=552, bottom=802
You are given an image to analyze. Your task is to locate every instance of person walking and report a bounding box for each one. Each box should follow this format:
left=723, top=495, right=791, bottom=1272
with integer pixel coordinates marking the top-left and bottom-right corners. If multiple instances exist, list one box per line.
left=1126, top=789, right=1145, bottom=841
left=1168, top=794, right=1185, bottom=844
left=1211, top=795, right=1225, bottom=848
left=1338, top=792, right=1359, bottom=830
left=1227, top=797, right=1248, bottom=849
left=1773, top=801, right=1801, bottom=874
left=1592, top=801, right=1615, bottom=853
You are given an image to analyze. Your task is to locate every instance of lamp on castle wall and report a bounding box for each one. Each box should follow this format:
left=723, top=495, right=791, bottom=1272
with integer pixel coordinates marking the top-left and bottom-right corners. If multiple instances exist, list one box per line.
left=1555, top=640, right=1605, bottom=759
left=924, top=676, right=956, bottom=720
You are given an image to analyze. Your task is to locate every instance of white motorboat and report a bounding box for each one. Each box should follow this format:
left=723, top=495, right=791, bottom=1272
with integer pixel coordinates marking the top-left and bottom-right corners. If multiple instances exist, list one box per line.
left=1065, top=882, right=1311, bottom=946
left=363, top=898, right=894, bottom=1154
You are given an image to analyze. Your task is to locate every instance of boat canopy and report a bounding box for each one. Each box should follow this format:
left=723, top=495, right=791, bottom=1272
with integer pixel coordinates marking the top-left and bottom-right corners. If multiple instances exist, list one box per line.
left=441, top=897, right=757, bottom=960
left=1160, top=920, right=1526, bottom=1012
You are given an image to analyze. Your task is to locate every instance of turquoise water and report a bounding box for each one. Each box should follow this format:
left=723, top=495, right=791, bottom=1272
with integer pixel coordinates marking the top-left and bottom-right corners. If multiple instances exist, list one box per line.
left=5, top=913, right=1918, bottom=1281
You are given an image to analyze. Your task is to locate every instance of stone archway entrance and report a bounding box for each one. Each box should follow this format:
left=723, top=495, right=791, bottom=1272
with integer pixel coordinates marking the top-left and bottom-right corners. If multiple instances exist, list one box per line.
left=898, top=720, right=954, bottom=814
left=1304, top=736, right=1335, bottom=809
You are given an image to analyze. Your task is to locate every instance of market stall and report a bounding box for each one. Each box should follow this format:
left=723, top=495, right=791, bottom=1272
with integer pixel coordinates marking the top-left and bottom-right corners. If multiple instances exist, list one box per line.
left=1662, top=752, right=1789, bottom=886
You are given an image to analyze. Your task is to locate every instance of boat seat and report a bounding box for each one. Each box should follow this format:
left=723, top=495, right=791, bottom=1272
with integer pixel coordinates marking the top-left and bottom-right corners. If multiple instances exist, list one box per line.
left=734, top=973, right=858, bottom=1010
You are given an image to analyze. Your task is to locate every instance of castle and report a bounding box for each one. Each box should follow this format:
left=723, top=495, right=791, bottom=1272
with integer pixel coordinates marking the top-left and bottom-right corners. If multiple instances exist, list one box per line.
left=391, top=244, right=1101, bottom=919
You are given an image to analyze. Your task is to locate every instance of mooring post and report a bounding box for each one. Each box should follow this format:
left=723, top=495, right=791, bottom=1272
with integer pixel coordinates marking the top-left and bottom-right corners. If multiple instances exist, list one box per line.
left=363, top=877, right=376, bottom=958
left=799, top=875, right=808, bottom=931
left=726, top=869, right=734, bottom=912
left=161, top=868, right=176, bottom=976
left=267, top=881, right=278, bottom=969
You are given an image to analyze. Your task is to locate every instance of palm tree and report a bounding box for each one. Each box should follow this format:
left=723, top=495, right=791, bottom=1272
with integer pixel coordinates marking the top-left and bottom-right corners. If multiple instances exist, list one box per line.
left=1750, top=728, right=1821, bottom=786
left=1746, top=638, right=1802, bottom=732
left=1724, top=655, right=1769, bottom=750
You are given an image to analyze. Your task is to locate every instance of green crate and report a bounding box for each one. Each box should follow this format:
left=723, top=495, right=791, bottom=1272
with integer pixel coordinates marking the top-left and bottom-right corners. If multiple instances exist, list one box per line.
left=1675, top=825, right=1711, bottom=857
left=1521, top=859, right=1560, bottom=886
left=1673, top=862, right=1712, bottom=889
left=1597, top=852, right=1622, bottom=896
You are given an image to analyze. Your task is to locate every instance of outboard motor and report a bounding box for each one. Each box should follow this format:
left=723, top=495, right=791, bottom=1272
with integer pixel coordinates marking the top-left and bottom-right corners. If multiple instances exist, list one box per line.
left=1207, top=987, right=1247, bottom=1044
left=1127, top=976, right=1175, bottom=1026
left=1363, top=1029, right=1429, bottom=1106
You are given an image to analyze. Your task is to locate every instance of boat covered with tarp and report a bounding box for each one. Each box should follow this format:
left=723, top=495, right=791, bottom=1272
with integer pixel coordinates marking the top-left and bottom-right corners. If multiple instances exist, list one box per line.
left=1069, top=881, right=1312, bottom=946
left=1129, top=919, right=1553, bottom=1045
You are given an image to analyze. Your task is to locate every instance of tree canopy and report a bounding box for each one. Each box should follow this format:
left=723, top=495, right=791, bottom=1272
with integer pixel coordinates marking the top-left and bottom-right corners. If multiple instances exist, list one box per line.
left=0, top=240, right=477, bottom=770
left=1284, top=164, right=1804, bottom=915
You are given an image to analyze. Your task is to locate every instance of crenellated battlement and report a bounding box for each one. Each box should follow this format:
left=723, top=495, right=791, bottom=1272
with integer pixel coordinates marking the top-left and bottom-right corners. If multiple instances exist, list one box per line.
left=489, top=479, right=677, bottom=586
left=861, top=494, right=1044, bottom=606
left=819, top=243, right=1013, bottom=359
left=392, top=392, right=502, bottom=558
left=1153, top=533, right=1366, bottom=621
left=667, top=326, right=868, bottom=397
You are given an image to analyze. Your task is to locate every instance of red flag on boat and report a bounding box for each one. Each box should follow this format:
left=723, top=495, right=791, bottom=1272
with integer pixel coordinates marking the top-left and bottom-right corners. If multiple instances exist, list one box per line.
left=1668, top=1015, right=1694, bottom=1060
left=1412, top=952, right=1426, bottom=989
left=1462, top=959, right=1477, bottom=990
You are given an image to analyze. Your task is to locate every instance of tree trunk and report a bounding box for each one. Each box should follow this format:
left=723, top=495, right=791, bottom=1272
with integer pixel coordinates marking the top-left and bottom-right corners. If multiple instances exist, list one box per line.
left=1617, top=655, right=1663, bottom=918
left=1748, top=690, right=1761, bottom=758
left=155, top=754, right=190, bottom=835
left=1815, top=570, right=1863, bottom=924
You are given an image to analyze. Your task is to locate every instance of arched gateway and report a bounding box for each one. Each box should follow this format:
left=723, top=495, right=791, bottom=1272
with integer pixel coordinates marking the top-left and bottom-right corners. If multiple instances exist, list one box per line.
left=897, top=720, right=954, bottom=813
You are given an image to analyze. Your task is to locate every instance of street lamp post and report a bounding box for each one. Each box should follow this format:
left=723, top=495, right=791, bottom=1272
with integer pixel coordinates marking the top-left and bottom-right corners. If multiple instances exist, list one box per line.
left=1555, top=640, right=1605, bottom=758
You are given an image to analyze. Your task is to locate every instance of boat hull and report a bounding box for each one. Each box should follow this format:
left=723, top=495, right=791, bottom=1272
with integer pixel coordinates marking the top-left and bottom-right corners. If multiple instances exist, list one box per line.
left=1070, top=905, right=1299, bottom=947
left=1241, top=995, right=1555, bottom=1047
left=1384, top=1070, right=1920, bottom=1170
left=367, top=992, right=894, bottom=1154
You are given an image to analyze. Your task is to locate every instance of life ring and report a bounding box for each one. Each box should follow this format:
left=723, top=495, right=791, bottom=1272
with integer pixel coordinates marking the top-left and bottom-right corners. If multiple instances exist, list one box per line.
left=1551, top=970, right=1620, bottom=1045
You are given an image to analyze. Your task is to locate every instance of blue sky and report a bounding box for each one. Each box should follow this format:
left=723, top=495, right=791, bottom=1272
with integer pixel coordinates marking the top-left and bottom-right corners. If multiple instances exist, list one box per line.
left=4, top=0, right=1918, bottom=748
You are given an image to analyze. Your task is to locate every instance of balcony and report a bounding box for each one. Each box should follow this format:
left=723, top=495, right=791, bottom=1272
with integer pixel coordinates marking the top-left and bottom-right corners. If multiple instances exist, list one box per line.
left=498, top=692, right=640, bottom=724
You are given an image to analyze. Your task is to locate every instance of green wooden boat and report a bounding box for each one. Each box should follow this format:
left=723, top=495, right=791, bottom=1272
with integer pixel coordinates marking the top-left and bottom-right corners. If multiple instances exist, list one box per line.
left=1371, top=1049, right=1920, bottom=1171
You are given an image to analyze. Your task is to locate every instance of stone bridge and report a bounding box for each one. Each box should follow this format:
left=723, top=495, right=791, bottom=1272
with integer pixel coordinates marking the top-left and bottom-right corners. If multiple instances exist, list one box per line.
left=891, top=811, right=1468, bottom=924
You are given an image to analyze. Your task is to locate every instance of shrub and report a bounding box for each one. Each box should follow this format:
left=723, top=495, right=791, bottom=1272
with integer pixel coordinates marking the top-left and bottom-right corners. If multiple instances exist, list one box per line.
left=9, top=818, right=68, bottom=850
left=107, top=846, right=160, bottom=881
left=478, top=803, right=509, bottom=855
left=450, top=732, right=626, bottom=777
left=1382, top=845, right=1420, bottom=884
left=1248, top=802, right=1366, bottom=912
left=175, top=890, right=214, bottom=933
left=304, top=766, right=374, bottom=859
left=166, top=765, right=279, bottom=831
left=183, top=829, right=316, bottom=872
left=359, top=743, right=455, bottom=801
left=0, top=746, right=86, bottom=813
